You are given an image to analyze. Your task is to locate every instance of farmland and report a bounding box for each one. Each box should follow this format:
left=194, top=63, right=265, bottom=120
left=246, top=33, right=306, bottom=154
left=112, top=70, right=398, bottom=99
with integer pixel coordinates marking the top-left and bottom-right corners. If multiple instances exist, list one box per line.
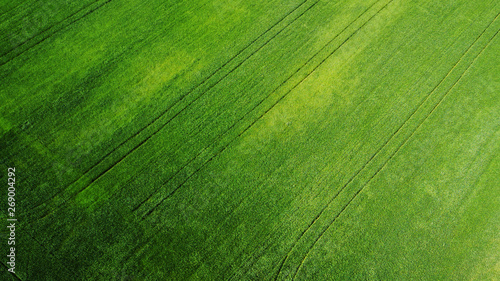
left=0, top=0, right=499, bottom=280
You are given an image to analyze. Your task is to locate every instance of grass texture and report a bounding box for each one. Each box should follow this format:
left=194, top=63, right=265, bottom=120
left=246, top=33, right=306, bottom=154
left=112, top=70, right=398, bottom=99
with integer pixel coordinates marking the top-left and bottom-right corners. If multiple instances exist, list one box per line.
left=0, top=0, right=499, bottom=280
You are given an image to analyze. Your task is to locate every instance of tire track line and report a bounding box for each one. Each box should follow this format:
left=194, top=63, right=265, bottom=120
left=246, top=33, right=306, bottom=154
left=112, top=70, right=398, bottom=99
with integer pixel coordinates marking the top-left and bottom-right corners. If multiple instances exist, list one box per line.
left=27, top=0, right=319, bottom=221
left=0, top=0, right=56, bottom=44
left=0, top=0, right=112, bottom=66
left=141, top=0, right=391, bottom=219
left=290, top=15, right=500, bottom=281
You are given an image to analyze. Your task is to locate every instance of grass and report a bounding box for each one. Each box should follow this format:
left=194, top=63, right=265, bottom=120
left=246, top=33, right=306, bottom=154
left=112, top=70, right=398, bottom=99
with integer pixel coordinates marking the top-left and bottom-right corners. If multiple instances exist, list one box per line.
left=0, top=0, right=499, bottom=280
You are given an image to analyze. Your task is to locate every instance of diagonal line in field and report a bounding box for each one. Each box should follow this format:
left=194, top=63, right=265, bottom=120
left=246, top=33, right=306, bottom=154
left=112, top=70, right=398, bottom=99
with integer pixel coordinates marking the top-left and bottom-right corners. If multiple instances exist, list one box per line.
left=288, top=12, right=500, bottom=281
left=26, top=0, right=321, bottom=222
left=0, top=0, right=113, bottom=66
left=0, top=0, right=28, bottom=19
left=141, top=0, right=391, bottom=219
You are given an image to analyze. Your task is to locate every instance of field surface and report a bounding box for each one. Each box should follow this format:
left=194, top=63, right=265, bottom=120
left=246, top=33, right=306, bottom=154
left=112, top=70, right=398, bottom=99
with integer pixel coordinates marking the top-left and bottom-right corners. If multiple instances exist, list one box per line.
left=0, top=0, right=499, bottom=280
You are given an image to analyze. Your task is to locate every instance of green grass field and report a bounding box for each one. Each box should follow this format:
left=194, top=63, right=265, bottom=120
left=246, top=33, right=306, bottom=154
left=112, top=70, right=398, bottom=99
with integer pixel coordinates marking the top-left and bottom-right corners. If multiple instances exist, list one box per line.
left=1, top=0, right=499, bottom=280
